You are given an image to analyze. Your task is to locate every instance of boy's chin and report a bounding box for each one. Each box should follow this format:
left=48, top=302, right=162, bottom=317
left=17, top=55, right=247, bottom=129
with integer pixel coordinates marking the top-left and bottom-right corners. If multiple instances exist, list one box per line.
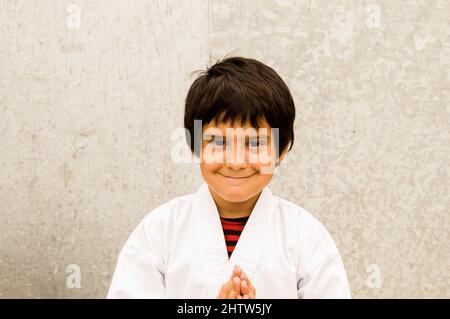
left=217, top=188, right=257, bottom=203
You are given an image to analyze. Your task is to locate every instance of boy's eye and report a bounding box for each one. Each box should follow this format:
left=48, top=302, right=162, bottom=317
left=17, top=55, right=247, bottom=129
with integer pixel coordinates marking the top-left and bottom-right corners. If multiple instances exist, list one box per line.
left=212, top=138, right=225, bottom=146
left=207, top=137, right=267, bottom=148
left=248, top=139, right=266, bottom=148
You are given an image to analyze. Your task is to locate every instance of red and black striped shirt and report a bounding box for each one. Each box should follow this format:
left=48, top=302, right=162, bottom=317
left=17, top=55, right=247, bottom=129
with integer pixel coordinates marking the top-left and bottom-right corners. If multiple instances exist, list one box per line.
left=220, top=216, right=249, bottom=258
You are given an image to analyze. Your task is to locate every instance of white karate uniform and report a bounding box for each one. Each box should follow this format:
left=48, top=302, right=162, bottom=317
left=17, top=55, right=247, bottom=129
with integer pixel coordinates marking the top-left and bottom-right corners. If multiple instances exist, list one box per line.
left=107, top=182, right=351, bottom=299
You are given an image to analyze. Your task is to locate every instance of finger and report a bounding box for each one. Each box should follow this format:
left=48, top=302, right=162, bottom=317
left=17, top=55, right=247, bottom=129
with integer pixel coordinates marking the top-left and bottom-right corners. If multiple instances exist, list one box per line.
left=240, top=273, right=255, bottom=291
left=228, top=266, right=241, bottom=282
left=219, top=277, right=236, bottom=299
left=239, top=272, right=251, bottom=286
left=244, top=275, right=256, bottom=295
left=243, top=294, right=249, bottom=299
left=241, top=280, right=250, bottom=295
left=232, top=276, right=241, bottom=296
left=227, top=276, right=235, bottom=288
left=242, top=280, right=255, bottom=298
left=233, top=265, right=243, bottom=277
left=236, top=295, right=243, bottom=299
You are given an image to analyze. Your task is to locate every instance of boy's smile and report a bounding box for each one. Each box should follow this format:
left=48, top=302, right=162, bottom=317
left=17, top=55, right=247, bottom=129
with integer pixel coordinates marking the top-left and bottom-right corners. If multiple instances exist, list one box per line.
left=218, top=171, right=258, bottom=186
left=218, top=172, right=257, bottom=179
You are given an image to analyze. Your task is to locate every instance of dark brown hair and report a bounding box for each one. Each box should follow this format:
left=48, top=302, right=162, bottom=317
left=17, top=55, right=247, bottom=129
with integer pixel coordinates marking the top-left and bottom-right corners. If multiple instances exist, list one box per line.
left=184, top=56, right=295, bottom=158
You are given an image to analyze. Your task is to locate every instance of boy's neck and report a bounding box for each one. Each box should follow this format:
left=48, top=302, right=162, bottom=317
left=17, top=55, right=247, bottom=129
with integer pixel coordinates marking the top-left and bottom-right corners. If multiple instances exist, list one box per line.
left=208, top=187, right=262, bottom=218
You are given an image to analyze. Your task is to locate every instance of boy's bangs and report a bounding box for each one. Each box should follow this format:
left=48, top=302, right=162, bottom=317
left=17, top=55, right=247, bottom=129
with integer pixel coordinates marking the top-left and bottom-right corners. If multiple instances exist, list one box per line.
left=205, top=80, right=268, bottom=129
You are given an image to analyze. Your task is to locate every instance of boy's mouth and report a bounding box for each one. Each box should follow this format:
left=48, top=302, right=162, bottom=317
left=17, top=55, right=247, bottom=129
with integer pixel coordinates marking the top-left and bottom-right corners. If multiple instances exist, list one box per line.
left=218, top=172, right=257, bottom=179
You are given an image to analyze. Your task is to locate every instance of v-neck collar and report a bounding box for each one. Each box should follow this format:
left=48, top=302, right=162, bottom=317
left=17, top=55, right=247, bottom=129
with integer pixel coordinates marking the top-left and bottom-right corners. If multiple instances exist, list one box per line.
left=193, top=182, right=274, bottom=298
left=220, top=216, right=250, bottom=223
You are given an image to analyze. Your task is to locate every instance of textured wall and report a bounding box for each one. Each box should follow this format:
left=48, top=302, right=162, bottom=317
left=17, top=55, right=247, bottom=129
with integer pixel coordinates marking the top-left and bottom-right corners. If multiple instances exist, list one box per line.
left=0, top=0, right=448, bottom=298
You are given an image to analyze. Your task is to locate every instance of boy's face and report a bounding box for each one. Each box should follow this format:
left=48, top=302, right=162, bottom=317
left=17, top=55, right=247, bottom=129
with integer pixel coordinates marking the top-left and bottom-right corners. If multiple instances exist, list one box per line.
left=200, top=119, right=287, bottom=204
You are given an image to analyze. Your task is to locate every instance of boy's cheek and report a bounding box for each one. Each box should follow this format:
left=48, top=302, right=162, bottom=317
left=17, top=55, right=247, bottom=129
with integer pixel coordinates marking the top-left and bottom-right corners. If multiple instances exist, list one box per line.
left=253, top=149, right=278, bottom=169
left=255, top=172, right=274, bottom=183
left=251, top=151, right=273, bottom=166
left=201, top=148, right=225, bottom=165
left=200, top=162, right=222, bottom=175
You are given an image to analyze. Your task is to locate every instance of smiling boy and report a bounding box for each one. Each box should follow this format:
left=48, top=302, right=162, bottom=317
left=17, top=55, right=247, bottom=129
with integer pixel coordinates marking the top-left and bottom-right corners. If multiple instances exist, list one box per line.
left=107, top=56, right=351, bottom=298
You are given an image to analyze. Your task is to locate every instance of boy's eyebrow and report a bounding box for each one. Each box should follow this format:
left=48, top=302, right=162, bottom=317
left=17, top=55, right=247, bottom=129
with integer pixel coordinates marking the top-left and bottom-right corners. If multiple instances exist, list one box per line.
left=202, top=132, right=221, bottom=140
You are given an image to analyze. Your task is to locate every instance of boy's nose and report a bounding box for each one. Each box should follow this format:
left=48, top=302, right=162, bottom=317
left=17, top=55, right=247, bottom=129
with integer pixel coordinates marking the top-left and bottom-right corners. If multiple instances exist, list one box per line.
left=225, top=159, right=247, bottom=170
left=224, top=142, right=247, bottom=169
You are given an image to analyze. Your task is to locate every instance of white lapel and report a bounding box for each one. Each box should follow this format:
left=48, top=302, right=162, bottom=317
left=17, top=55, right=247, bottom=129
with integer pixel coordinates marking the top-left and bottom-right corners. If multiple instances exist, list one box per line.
left=193, top=182, right=274, bottom=298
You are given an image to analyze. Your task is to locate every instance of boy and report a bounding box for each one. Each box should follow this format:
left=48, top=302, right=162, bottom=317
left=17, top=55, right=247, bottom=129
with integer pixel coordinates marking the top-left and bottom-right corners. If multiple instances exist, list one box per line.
left=107, top=56, right=351, bottom=298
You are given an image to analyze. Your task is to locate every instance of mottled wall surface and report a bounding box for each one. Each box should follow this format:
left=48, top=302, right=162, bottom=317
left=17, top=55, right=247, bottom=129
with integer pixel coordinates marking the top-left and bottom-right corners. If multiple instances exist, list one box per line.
left=0, top=0, right=448, bottom=298
left=0, top=0, right=209, bottom=298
